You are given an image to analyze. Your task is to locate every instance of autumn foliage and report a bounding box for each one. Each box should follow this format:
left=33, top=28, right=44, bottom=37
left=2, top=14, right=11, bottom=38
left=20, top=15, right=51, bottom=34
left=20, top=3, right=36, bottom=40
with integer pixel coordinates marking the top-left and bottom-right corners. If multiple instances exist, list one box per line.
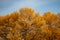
left=0, top=8, right=60, bottom=40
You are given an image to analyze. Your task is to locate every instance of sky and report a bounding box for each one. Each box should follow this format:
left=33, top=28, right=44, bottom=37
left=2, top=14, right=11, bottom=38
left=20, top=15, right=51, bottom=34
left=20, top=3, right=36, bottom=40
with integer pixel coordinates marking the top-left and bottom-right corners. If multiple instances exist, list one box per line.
left=0, top=0, right=60, bottom=16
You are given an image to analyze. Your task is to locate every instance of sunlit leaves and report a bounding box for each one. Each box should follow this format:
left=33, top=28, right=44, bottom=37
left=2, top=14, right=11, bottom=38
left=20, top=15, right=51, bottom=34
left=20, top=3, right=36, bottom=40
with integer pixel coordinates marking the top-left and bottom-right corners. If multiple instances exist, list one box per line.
left=0, top=8, right=60, bottom=40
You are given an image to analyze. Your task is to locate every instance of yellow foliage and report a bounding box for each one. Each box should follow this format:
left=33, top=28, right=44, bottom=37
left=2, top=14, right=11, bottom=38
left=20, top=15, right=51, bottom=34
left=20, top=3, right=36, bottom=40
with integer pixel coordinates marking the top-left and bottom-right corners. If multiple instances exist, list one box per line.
left=0, top=8, right=60, bottom=40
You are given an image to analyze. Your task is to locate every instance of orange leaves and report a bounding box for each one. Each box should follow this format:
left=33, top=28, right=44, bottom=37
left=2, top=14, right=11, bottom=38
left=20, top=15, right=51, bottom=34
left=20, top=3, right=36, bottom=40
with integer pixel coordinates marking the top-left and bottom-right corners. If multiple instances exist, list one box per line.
left=10, top=11, right=19, bottom=20
left=43, top=12, right=52, bottom=20
left=51, top=14, right=58, bottom=21
left=20, top=8, right=34, bottom=21
left=43, top=12, right=58, bottom=21
left=0, top=8, right=60, bottom=40
left=33, top=13, right=40, bottom=24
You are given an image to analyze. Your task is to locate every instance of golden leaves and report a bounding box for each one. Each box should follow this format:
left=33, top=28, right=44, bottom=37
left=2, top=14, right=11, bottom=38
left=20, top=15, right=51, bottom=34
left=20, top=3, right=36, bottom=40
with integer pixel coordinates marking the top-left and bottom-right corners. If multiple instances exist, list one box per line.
left=0, top=8, right=60, bottom=40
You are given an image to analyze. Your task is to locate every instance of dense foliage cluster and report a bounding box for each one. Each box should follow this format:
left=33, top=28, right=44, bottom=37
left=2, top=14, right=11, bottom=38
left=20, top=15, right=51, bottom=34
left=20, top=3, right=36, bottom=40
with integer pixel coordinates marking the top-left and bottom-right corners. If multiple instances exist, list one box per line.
left=0, top=8, right=60, bottom=40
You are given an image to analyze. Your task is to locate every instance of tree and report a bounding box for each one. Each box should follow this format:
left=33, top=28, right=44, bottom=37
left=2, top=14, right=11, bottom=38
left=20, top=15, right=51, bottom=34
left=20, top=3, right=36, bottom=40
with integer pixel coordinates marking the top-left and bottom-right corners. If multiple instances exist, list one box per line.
left=0, top=8, right=60, bottom=40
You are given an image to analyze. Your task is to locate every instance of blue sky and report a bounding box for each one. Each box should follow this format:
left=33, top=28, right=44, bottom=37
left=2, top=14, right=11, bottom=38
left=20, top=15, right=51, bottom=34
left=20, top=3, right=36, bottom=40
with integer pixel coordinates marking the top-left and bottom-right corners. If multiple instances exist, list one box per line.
left=0, top=0, right=60, bottom=16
